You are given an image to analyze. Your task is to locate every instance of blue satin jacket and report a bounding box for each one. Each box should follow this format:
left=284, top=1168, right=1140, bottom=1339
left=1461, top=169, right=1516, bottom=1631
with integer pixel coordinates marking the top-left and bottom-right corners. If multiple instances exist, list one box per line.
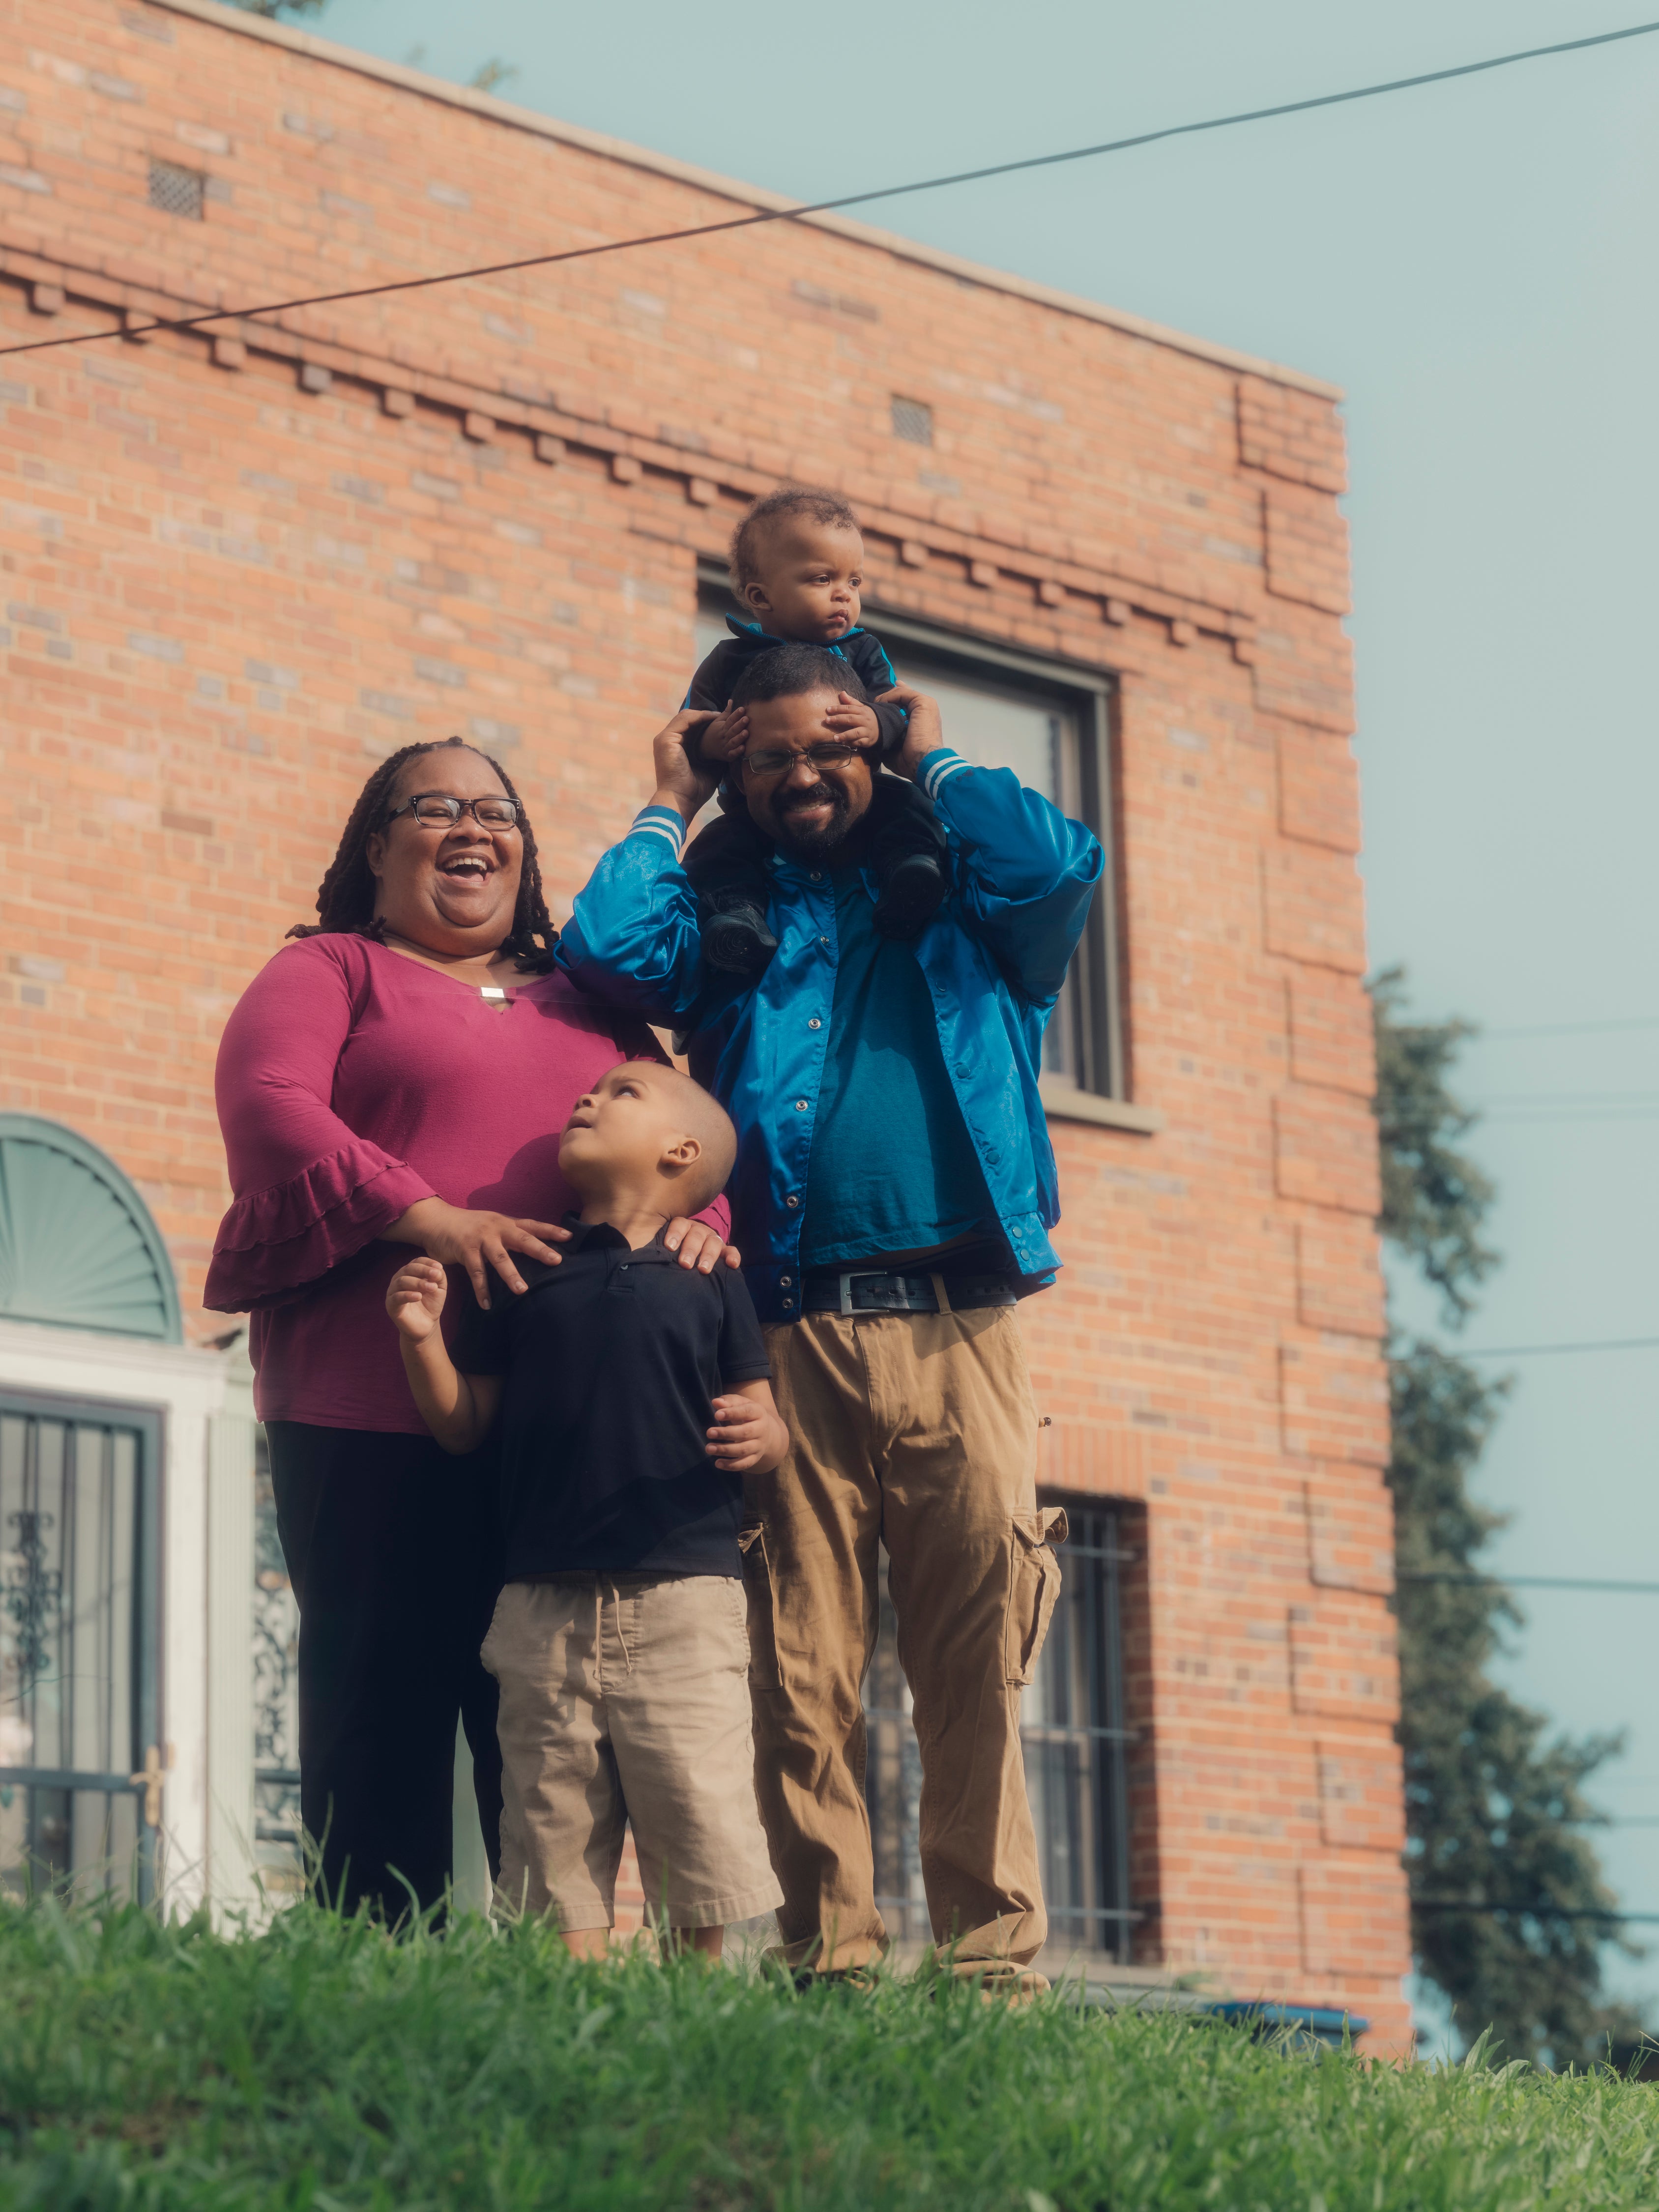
left=557, top=747, right=1104, bottom=1323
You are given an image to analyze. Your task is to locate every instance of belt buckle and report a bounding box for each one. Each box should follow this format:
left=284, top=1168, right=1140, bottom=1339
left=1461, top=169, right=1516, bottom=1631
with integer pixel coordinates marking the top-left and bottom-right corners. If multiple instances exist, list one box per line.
left=837, top=1268, right=886, bottom=1317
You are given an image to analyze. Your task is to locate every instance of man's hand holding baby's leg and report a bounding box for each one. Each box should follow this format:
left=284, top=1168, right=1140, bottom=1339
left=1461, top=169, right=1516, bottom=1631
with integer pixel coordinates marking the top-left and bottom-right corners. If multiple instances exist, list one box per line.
left=386, top=1255, right=448, bottom=1340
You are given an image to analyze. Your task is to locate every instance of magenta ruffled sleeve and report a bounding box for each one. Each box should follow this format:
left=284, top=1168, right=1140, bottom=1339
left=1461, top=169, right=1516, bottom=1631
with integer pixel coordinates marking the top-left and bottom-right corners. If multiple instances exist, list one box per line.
left=204, top=940, right=433, bottom=1312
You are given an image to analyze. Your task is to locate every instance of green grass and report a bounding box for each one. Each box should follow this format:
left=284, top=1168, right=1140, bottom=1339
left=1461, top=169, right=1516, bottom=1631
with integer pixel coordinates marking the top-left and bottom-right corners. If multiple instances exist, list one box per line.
left=0, top=1901, right=1655, bottom=2210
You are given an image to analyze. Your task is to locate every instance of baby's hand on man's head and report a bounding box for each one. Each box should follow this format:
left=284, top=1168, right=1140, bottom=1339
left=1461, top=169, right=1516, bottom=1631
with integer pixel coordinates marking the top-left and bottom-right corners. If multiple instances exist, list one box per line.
left=702, top=704, right=751, bottom=762
left=387, top=1256, right=448, bottom=1342
left=823, top=693, right=881, bottom=750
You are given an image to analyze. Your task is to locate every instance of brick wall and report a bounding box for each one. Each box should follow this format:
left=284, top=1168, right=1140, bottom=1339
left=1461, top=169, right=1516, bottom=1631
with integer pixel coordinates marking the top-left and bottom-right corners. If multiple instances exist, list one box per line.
left=0, top=0, right=1409, bottom=2043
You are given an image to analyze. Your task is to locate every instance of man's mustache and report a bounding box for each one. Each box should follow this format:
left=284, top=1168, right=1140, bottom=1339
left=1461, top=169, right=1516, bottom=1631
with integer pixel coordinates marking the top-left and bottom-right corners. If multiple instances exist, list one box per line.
left=777, top=781, right=844, bottom=815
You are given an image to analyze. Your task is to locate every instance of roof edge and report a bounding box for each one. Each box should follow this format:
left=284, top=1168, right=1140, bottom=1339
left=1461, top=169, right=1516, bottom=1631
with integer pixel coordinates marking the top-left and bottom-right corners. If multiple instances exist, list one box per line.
left=144, top=0, right=1344, bottom=402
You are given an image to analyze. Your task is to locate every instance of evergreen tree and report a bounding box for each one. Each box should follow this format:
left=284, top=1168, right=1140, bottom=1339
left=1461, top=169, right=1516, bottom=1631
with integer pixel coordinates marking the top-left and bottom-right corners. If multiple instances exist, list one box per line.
left=1374, top=967, right=1638, bottom=2066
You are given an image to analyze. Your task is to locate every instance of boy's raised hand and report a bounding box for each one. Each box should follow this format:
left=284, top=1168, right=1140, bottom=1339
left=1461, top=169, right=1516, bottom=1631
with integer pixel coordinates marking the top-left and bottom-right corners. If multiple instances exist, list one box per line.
left=823, top=691, right=881, bottom=749
left=387, top=1256, right=448, bottom=1343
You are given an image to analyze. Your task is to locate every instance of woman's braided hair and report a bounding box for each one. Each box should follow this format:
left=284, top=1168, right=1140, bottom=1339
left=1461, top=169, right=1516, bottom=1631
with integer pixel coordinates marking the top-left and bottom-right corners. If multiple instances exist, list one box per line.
left=286, top=736, right=558, bottom=972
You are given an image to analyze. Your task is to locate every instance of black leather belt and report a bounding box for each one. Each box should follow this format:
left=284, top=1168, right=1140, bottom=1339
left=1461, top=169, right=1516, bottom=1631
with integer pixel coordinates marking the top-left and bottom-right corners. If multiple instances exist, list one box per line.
left=801, top=1267, right=1016, bottom=1316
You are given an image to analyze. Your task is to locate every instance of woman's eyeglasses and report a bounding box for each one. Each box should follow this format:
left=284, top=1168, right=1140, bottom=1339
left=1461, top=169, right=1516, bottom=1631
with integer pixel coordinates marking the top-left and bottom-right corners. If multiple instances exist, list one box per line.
left=741, top=740, right=863, bottom=782
left=385, top=792, right=522, bottom=830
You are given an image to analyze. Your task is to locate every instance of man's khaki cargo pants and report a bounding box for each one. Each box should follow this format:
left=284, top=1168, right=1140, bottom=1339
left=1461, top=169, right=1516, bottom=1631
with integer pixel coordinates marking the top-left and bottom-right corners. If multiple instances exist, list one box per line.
left=741, top=1300, right=1065, bottom=1972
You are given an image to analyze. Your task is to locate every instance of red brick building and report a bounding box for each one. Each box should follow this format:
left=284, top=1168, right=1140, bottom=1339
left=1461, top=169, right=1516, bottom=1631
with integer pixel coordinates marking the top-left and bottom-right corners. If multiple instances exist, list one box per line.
left=0, top=0, right=1408, bottom=2043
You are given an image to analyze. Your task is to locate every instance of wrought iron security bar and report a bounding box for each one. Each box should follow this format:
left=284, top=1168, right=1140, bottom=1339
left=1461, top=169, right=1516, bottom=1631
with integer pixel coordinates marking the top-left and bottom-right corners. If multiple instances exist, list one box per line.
left=0, top=1390, right=161, bottom=1904
left=863, top=1500, right=1137, bottom=1961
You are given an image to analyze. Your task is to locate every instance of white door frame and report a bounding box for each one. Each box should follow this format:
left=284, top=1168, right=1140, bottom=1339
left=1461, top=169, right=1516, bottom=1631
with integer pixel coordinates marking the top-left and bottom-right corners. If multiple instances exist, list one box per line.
left=0, top=1317, right=256, bottom=1918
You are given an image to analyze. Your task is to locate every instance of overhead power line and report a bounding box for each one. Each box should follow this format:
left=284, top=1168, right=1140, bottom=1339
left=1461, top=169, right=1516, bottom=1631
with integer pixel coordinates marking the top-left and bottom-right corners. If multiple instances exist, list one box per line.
left=1456, top=1336, right=1659, bottom=1359
left=1398, top=1572, right=1659, bottom=1595
left=1484, top=1016, right=1659, bottom=1039
left=1415, top=1900, right=1659, bottom=1923
left=3, top=18, right=1659, bottom=361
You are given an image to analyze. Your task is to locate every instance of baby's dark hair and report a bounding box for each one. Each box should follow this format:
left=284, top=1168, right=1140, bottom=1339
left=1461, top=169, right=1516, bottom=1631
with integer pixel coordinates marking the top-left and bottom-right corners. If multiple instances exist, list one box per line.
left=286, top=735, right=557, bottom=971
left=730, top=643, right=870, bottom=712
left=730, top=486, right=859, bottom=590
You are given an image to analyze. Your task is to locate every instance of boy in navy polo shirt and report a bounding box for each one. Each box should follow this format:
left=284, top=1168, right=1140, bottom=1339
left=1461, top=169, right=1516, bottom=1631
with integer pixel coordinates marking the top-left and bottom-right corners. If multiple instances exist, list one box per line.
left=387, top=1061, right=786, bottom=1955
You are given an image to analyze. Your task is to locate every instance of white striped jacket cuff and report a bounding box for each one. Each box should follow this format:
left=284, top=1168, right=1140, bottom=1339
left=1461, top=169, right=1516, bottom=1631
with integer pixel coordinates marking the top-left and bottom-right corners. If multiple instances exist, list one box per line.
left=920, top=748, right=975, bottom=803
left=630, top=805, right=688, bottom=856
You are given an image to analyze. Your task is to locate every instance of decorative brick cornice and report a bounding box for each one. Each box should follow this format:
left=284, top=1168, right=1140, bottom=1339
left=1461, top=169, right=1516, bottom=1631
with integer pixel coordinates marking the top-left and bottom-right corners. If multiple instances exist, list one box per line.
left=0, top=249, right=1260, bottom=657
left=145, top=0, right=1341, bottom=404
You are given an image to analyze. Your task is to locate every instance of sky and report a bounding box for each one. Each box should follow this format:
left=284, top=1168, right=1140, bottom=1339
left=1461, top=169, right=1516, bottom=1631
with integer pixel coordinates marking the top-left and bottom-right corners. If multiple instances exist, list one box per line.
left=308, top=0, right=1659, bottom=2017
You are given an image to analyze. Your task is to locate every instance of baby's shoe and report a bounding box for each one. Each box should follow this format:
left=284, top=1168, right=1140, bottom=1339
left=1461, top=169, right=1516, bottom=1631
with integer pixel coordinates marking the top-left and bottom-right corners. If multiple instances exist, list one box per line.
left=873, top=852, right=947, bottom=940
left=703, top=891, right=778, bottom=976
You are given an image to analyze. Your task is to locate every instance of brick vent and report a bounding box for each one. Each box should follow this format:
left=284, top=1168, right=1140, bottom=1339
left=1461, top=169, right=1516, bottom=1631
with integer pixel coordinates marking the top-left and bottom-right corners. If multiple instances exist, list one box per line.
left=147, top=157, right=204, bottom=219
left=890, top=396, right=933, bottom=446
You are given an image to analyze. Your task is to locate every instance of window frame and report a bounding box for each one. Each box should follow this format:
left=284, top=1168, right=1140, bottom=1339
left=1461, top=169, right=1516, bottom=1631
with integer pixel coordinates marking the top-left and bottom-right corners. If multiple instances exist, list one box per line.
left=693, top=576, right=1126, bottom=1101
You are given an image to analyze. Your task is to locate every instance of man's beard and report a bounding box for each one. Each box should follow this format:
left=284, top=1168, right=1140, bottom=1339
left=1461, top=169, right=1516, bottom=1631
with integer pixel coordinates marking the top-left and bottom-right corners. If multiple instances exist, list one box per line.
left=771, top=781, right=857, bottom=860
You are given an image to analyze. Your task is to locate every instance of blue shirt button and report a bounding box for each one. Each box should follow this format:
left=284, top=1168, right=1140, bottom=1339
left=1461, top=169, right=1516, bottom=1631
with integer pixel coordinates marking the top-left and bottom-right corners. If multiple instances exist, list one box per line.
left=794, top=1098, right=809, bottom=1111
left=780, top=1275, right=792, bottom=1287
left=808, top=1017, right=822, bottom=1030
left=786, top=1193, right=799, bottom=1208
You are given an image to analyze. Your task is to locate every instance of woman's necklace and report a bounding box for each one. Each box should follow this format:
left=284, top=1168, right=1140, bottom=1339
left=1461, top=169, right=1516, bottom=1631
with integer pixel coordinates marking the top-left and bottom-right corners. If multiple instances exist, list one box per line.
left=382, top=931, right=516, bottom=1005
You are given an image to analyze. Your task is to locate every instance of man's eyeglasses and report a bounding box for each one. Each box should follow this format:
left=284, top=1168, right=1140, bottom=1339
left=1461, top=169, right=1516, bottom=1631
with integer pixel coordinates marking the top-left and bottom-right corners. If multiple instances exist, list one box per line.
left=741, top=740, right=863, bottom=782
left=385, top=792, right=522, bottom=830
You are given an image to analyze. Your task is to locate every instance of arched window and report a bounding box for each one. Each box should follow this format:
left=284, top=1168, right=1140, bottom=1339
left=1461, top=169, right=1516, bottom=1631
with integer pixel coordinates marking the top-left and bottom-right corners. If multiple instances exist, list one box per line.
left=0, top=1116, right=181, bottom=1344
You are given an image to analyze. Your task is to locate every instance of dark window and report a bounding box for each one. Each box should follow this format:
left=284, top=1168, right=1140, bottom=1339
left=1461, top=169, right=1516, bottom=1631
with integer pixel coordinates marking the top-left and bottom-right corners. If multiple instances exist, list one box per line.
left=864, top=1499, right=1136, bottom=1961
left=891, top=396, right=933, bottom=446
left=0, top=1389, right=162, bottom=1906
left=695, top=585, right=1124, bottom=1099
left=147, top=159, right=204, bottom=220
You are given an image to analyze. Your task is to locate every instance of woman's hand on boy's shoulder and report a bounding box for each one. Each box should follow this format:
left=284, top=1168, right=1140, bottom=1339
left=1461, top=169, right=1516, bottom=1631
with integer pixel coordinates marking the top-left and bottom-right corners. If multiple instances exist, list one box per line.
left=386, top=1195, right=569, bottom=1310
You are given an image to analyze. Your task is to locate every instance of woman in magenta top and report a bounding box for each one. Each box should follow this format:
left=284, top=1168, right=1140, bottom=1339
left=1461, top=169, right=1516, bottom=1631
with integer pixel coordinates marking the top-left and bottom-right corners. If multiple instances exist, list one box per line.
left=205, top=736, right=730, bottom=1921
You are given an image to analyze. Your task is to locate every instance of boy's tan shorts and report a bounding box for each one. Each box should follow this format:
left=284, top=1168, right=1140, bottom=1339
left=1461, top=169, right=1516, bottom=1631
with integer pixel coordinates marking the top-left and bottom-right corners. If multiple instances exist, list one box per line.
left=482, top=1572, right=783, bottom=1931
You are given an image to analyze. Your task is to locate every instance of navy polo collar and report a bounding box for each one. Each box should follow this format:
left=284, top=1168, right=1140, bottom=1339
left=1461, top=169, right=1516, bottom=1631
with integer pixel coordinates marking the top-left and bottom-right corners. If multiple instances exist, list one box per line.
left=560, top=1212, right=678, bottom=1261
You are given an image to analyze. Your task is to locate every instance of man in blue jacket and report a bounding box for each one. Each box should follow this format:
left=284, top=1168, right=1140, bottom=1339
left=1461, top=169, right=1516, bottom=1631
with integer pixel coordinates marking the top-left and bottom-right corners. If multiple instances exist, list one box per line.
left=559, top=642, right=1103, bottom=1984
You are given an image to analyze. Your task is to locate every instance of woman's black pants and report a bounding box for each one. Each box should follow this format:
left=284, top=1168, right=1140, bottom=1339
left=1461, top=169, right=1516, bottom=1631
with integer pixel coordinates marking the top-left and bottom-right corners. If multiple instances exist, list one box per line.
left=265, top=1421, right=504, bottom=1923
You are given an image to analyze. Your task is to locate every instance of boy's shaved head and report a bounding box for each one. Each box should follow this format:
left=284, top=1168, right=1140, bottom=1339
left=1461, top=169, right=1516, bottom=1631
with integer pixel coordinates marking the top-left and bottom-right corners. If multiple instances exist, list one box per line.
left=647, top=1064, right=737, bottom=1214
left=558, top=1060, right=736, bottom=1220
